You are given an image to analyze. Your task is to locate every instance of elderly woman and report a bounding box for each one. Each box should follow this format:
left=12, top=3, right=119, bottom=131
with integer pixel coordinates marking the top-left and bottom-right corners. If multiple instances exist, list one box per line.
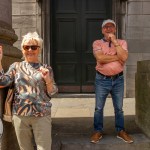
left=0, top=32, right=58, bottom=150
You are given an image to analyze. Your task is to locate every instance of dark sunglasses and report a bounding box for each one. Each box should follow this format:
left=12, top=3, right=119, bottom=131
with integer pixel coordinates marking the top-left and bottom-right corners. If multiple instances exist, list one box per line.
left=23, top=45, right=40, bottom=51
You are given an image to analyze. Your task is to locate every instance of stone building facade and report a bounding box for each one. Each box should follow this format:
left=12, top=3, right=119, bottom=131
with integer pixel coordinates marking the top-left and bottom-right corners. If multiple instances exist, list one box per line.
left=126, top=0, right=150, bottom=97
left=12, top=0, right=41, bottom=49
left=11, top=0, right=150, bottom=97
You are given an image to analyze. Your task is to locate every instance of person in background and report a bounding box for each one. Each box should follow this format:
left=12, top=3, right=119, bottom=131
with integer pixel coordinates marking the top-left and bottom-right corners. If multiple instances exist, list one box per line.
left=90, top=19, right=133, bottom=144
left=0, top=32, right=58, bottom=150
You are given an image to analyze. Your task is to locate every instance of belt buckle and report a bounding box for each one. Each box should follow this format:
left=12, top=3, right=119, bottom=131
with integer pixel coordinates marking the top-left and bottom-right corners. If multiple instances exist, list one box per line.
left=111, top=75, right=117, bottom=80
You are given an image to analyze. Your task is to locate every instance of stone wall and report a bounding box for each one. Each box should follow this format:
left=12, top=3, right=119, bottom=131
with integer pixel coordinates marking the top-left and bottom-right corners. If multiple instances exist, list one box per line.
left=12, top=0, right=41, bottom=50
left=135, top=60, right=150, bottom=138
left=126, top=0, right=150, bottom=97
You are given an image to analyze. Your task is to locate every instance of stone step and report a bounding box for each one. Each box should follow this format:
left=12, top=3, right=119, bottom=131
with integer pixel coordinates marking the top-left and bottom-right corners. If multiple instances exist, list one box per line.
left=51, top=116, right=150, bottom=150
left=52, top=133, right=150, bottom=150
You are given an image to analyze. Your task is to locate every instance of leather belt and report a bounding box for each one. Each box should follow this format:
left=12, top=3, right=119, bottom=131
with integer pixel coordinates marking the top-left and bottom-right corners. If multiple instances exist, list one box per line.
left=96, top=71, right=123, bottom=80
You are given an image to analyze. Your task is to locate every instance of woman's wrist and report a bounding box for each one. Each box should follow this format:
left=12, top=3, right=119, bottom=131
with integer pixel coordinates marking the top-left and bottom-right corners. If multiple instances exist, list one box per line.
left=46, top=81, right=53, bottom=85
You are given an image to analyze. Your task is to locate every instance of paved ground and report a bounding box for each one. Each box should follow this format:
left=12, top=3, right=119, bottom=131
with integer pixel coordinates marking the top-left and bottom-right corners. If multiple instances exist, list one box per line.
left=51, top=96, right=137, bottom=136
left=1, top=96, right=150, bottom=150
left=51, top=96, right=135, bottom=118
left=50, top=96, right=150, bottom=150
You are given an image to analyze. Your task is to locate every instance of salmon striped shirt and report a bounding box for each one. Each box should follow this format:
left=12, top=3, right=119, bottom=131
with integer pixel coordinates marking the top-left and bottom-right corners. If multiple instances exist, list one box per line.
left=93, top=39, right=128, bottom=76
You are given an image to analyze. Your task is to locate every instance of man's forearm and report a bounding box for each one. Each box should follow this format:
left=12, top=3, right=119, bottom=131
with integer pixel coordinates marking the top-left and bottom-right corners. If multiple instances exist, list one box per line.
left=115, top=45, right=128, bottom=62
left=112, top=40, right=128, bottom=62
left=96, top=54, right=119, bottom=64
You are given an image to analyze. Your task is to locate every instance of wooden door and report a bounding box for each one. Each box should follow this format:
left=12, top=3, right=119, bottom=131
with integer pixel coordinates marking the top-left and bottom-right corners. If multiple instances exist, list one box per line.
left=51, top=0, right=112, bottom=93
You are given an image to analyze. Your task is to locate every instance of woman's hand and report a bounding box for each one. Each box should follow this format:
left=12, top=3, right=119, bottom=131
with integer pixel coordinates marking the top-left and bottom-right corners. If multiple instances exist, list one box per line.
left=39, top=66, right=52, bottom=84
left=39, top=66, right=55, bottom=94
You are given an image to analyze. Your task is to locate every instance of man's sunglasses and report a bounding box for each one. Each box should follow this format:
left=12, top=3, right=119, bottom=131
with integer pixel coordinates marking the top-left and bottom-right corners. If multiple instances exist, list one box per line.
left=23, top=45, right=40, bottom=51
left=103, top=25, right=115, bottom=29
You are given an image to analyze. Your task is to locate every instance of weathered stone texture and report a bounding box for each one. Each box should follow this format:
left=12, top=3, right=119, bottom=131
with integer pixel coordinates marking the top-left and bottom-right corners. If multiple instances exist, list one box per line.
left=126, top=53, right=142, bottom=65
left=143, top=2, right=150, bottom=14
left=128, top=2, right=142, bottom=14
left=126, top=65, right=136, bottom=97
left=0, top=0, right=12, bottom=25
left=12, top=0, right=39, bottom=50
left=135, top=60, right=150, bottom=138
left=12, top=3, right=37, bottom=15
left=12, top=16, right=37, bottom=28
left=128, top=40, right=150, bottom=53
left=126, top=27, right=143, bottom=39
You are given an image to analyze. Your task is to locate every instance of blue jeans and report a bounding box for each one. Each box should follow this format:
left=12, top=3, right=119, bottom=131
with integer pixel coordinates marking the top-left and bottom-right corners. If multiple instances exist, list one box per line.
left=94, top=72, right=125, bottom=132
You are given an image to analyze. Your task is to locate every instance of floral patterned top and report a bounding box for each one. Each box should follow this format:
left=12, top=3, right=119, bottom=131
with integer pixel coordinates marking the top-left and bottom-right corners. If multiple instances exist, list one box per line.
left=0, top=61, right=58, bottom=117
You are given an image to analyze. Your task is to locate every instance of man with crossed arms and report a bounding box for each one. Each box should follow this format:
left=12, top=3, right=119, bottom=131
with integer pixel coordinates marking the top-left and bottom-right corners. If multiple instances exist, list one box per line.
left=90, top=19, right=133, bottom=144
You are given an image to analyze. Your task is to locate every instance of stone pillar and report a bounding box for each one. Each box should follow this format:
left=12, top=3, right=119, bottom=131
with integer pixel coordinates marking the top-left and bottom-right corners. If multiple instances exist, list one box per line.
left=0, top=0, right=22, bottom=149
left=135, top=60, right=150, bottom=138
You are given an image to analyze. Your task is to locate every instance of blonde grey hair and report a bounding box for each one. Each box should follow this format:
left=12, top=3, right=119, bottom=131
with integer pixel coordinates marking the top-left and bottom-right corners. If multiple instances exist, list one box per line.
left=21, top=32, right=43, bottom=50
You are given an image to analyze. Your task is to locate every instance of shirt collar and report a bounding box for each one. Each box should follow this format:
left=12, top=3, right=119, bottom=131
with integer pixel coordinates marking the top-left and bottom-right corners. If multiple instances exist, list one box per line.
left=102, top=38, right=109, bottom=42
left=102, top=38, right=111, bottom=47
